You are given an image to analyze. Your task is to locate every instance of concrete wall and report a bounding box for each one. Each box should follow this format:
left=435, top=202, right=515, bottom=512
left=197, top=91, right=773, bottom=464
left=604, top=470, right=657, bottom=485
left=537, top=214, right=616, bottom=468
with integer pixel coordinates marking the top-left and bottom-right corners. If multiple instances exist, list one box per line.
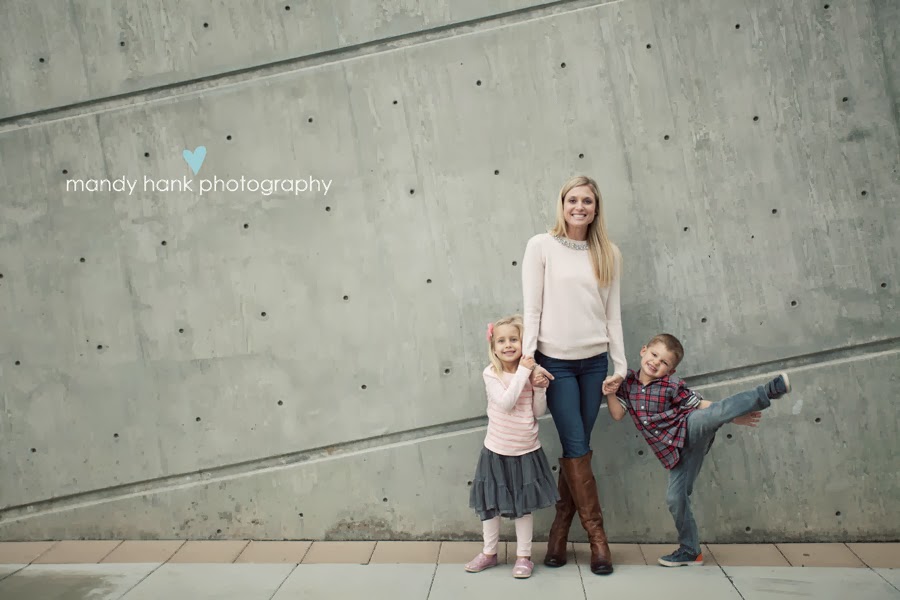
left=0, top=0, right=897, bottom=542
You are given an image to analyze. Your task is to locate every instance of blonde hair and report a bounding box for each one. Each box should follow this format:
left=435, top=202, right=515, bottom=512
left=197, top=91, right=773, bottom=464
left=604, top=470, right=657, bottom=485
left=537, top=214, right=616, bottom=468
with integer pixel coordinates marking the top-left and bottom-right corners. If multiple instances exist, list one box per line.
left=549, top=175, right=621, bottom=287
left=487, top=314, right=524, bottom=376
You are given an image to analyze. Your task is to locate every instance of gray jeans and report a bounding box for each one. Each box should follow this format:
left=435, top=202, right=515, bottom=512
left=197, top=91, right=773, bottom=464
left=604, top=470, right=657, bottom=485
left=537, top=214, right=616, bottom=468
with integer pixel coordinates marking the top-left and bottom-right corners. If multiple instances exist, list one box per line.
left=665, top=385, right=772, bottom=554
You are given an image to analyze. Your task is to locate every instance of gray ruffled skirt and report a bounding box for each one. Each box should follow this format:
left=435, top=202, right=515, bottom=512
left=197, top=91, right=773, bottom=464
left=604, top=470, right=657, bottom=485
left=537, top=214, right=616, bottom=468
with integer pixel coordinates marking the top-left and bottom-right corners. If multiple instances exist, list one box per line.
left=468, top=446, right=560, bottom=521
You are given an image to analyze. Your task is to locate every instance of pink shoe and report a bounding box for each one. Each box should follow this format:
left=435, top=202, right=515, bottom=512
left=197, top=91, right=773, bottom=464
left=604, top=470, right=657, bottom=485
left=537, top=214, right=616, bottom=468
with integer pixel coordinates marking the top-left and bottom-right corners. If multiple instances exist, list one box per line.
left=512, top=557, right=534, bottom=578
left=465, top=552, right=498, bottom=573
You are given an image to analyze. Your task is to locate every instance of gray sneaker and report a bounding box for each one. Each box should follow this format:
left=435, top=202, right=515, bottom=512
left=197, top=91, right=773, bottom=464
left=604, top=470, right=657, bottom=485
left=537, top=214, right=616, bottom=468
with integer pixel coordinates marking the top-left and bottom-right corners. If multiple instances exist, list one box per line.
left=765, top=372, right=791, bottom=399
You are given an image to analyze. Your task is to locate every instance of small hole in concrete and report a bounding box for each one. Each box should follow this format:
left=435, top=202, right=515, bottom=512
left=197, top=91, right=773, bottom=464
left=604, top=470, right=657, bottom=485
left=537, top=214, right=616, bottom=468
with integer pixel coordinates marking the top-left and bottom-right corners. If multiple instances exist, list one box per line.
left=243, top=223, right=249, bottom=229
left=216, top=529, right=222, bottom=534
left=409, top=189, right=415, bottom=195
left=196, top=417, right=201, bottom=422
left=646, top=43, right=652, bottom=49
left=578, top=153, right=584, bottom=159
left=745, top=526, right=751, bottom=532
left=683, top=226, right=689, bottom=232
left=701, top=317, right=707, bottom=323
left=97, top=344, right=103, bottom=350
left=80, top=257, right=86, bottom=262
left=144, top=152, right=150, bottom=158
left=62, top=169, right=68, bottom=174
left=751, top=235, right=755, bottom=239
left=393, top=100, right=398, bottom=105
left=842, top=97, right=849, bottom=102
left=753, top=116, right=759, bottom=122
left=824, top=3, right=829, bottom=8
left=227, top=135, right=232, bottom=141
left=343, top=295, right=349, bottom=301
left=114, top=433, right=119, bottom=438
left=325, top=206, right=331, bottom=211
left=791, top=300, right=798, bottom=306
left=552, top=465, right=558, bottom=471
left=512, top=261, right=517, bottom=266
left=772, top=209, right=778, bottom=214
left=476, top=80, right=482, bottom=86
left=560, top=62, right=566, bottom=68
left=308, top=117, right=313, bottom=123
left=277, top=400, right=283, bottom=406
left=467, top=480, right=472, bottom=486
left=638, top=450, right=644, bottom=456
left=161, top=240, right=167, bottom=246
left=727, top=434, right=733, bottom=439
left=285, top=5, right=291, bottom=10
left=178, top=328, right=184, bottom=333
left=735, top=24, right=741, bottom=29
left=835, top=511, right=841, bottom=516
left=15, top=360, right=21, bottom=366
left=664, top=135, right=670, bottom=140
left=39, top=57, right=45, bottom=63
left=203, top=22, right=209, bottom=28
left=861, top=190, right=867, bottom=196
left=494, top=169, right=499, bottom=175
left=120, top=41, right=125, bottom=47
left=31, top=448, right=36, bottom=453
left=426, top=279, right=432, bottom=284
left=881, top=282, right=887, bottom=288
left=382, top=497, right=388, bottom=502
left=444, top=368, right=450, bottom=374
left=261, top=311, right=267, bottom=317
left=298, top=513, right=303, bottom=517
left=361, top=384, right=367, bottom=390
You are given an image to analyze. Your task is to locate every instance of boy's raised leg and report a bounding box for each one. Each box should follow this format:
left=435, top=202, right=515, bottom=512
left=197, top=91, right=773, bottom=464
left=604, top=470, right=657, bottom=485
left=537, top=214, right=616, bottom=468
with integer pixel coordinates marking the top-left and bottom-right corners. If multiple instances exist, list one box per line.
left=688, top=373, right=790, bottom=442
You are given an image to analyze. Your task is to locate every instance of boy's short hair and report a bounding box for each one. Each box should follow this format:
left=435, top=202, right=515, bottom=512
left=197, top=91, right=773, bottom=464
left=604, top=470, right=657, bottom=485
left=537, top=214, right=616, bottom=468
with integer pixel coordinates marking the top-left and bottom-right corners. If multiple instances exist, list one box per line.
left=646, top=333, right=685, bottom=367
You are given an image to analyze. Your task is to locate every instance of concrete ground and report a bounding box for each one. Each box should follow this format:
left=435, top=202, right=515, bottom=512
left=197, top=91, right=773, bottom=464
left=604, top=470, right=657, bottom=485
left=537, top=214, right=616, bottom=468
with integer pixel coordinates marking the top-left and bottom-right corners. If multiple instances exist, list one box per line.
left=0, top=541, right=897, bottom=599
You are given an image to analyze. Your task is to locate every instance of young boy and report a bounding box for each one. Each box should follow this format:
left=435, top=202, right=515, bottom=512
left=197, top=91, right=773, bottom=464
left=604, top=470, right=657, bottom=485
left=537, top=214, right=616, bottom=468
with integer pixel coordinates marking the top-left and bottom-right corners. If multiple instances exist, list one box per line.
left=602, top=333, right=791, bottom=567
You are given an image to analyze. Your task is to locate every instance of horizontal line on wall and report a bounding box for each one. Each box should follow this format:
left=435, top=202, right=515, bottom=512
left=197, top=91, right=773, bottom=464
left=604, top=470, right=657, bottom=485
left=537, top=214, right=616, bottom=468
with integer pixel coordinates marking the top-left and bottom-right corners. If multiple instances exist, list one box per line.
left=3, top=336, right=897, bottom=524
left=0, top=0, right=620, bottom=132
left=685, top=337, right=900, bottom=389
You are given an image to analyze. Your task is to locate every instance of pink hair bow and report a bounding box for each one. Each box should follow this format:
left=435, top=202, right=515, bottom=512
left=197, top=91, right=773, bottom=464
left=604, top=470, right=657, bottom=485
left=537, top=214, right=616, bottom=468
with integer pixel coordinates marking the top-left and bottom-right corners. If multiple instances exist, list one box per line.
left=486, top=323, right=494, bottom=341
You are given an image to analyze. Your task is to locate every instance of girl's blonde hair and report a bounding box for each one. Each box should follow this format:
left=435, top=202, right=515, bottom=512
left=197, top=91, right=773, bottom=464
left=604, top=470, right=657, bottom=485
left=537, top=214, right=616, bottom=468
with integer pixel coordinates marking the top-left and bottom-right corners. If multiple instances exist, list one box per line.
left=549, top=175, right=621, bottom=287
left=486, top=314, right=524, bottom=376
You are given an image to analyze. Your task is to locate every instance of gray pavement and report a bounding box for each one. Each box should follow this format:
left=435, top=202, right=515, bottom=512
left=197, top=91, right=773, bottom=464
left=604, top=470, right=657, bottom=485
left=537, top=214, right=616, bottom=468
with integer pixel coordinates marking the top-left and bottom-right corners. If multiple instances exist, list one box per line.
left=0, top=563, right=898, bottom=600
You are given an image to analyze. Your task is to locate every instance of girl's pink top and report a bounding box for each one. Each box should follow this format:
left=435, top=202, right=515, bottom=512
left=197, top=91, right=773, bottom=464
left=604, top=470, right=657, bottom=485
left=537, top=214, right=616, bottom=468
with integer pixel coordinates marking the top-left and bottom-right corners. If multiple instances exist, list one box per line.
left=482, top=365, right=547, bottom=456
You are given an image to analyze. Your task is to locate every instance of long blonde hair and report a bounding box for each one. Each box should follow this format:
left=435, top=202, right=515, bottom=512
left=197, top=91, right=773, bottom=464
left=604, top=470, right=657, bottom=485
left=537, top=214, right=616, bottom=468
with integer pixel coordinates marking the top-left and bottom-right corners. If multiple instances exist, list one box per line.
left=486, top=314, right=524, bottom=376
left=549, top=175, right=621, bottom=287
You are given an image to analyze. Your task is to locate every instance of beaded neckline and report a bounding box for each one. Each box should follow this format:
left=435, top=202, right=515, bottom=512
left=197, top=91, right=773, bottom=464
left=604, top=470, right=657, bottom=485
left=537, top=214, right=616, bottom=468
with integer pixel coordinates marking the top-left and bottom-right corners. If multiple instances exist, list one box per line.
left=552, top=234, right=588, bottom=251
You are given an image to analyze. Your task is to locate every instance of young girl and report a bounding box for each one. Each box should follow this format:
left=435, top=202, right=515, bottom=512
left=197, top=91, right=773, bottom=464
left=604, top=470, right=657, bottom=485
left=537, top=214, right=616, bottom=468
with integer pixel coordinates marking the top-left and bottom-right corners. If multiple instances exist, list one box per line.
left=466, top=314, right=560, bottom=579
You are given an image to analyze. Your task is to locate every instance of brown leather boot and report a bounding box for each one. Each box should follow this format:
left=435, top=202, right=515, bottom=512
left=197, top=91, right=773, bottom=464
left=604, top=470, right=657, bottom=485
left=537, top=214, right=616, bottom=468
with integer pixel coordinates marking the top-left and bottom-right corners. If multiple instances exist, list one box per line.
left=560, top=451, right=614, bottom=575
left=543, top=460, right=576, bottom=567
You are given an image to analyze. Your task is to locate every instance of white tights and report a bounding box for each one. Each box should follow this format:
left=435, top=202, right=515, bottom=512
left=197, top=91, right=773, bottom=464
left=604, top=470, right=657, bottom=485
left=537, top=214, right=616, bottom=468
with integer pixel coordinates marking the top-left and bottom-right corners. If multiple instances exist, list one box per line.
left=481, top=514, right=533, bottom=558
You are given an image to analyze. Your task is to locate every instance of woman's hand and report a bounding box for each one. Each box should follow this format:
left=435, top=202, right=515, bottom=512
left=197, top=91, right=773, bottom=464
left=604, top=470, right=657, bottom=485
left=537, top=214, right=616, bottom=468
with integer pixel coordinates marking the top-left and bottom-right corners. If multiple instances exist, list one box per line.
left=521, top=355, right=536, bottom=370
left=602, top=374, right=623, bottom=395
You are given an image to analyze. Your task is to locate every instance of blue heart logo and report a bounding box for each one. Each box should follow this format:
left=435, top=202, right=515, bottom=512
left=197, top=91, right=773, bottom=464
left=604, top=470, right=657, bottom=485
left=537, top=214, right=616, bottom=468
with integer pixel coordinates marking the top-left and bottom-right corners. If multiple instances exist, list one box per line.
left=182, top=146, right=207, bottom=175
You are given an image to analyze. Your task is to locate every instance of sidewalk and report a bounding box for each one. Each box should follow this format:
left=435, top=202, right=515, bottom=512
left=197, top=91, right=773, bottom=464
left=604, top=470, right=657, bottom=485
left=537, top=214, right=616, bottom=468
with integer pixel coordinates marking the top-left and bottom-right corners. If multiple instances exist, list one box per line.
left=0, top=541, right=897, bottom=599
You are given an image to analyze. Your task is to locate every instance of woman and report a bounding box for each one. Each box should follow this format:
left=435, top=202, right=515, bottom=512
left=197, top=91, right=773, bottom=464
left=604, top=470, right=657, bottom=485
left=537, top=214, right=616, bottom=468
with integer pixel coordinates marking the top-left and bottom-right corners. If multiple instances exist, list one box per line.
left=521, top=175, right=626, bottom=575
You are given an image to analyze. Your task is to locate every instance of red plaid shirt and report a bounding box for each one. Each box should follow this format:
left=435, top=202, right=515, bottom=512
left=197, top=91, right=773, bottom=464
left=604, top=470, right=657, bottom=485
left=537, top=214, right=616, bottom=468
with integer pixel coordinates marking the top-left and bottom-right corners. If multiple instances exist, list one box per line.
left=616, top=370, right=703, bottom=470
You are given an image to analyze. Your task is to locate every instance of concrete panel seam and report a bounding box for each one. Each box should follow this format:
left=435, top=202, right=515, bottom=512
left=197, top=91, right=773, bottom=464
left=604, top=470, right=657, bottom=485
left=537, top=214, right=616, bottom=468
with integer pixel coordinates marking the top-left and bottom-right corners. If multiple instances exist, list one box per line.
left=0, top=417, right=493, bottom=523
left=0, top=0, right=620, bottom=131
left=684, top=338, right=900, bottom=388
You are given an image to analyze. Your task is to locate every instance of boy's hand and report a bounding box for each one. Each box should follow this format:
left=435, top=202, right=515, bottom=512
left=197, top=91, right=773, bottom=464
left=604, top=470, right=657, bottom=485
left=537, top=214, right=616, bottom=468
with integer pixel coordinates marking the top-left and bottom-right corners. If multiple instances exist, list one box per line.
left=731, top=411, right=762, bottom=427
left=602, top=375, right=623, bottom=395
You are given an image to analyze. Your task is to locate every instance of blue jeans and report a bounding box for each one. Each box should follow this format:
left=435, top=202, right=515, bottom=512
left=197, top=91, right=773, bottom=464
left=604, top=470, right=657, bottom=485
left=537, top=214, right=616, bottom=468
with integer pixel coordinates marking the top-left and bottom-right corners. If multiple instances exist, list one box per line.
left=666, top=385, right=772, bottom=554
left=536, top=351, right=609, bottom=458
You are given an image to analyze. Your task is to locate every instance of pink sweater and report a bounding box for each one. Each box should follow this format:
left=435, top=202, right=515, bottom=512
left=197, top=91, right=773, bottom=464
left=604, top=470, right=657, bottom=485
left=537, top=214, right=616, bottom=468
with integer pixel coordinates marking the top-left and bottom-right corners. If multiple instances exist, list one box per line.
left=482, top=365, right=547, bottom=456
left=522, top=233, right=627, bottom=378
